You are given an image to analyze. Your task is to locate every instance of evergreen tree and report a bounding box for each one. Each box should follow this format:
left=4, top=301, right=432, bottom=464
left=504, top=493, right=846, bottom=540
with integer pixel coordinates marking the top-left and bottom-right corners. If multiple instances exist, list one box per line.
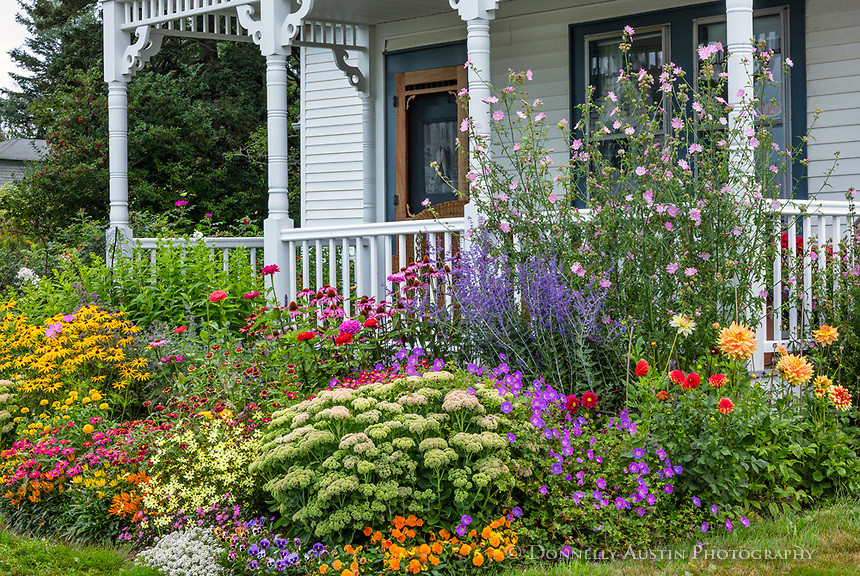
left=0, top=0, right=300, bottom=236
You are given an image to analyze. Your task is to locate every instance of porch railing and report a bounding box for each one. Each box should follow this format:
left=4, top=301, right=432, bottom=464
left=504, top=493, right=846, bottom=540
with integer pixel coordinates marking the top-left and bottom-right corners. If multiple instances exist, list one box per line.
left=132, top=236, right=264, bottom=273
left=280, top=218, right=467, bottom=314
left=753, top=199, right=858, bottom=370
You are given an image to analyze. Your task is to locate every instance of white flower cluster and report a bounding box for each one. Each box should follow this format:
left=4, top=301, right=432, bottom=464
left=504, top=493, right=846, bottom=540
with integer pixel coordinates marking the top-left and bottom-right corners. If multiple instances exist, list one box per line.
left=16, top=267, right=39, bottom=285
left=136, top=528, right=225, bottom=576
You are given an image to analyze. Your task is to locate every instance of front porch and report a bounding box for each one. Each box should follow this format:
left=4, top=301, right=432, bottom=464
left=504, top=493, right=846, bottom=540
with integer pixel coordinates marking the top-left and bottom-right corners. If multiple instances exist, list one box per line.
left=102, top=0, right=860, bottom=370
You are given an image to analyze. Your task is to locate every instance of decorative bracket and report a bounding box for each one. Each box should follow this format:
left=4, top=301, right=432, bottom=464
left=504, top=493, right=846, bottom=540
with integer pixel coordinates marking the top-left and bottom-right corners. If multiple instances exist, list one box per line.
left=449, top=0, right=500, bottom=21
left=236, top=5, right=263, bottom=45
left=283, top=0, right=314, bottom=44
left=121, top=25, right=164, bottom=78
left=332, top=48, right=367, bottom=94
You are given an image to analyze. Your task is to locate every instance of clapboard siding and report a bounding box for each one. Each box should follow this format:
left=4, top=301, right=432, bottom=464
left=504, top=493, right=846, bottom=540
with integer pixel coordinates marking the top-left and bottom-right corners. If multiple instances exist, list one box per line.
left=300, top=46, right=365, bottom=228
left=806, top=0, right=860, bottom=199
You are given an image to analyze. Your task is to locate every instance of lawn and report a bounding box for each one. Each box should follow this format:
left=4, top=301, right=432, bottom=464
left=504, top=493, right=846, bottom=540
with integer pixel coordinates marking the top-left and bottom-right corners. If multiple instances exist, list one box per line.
left=507, top=501, right=860, bottom=576
left=0, top=520, right=158, bottom=576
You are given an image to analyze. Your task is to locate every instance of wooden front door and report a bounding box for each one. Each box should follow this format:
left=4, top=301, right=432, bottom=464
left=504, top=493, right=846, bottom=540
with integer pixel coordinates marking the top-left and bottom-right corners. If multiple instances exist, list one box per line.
left=394, top=66, right=468, bottom=221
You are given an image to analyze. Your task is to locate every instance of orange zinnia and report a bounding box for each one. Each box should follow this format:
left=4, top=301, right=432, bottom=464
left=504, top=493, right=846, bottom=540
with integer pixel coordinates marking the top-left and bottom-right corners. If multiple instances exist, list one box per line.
left=717, top=322, right=758, bottom=361
left=813, top=325, right=839, bottom=346
left=776, top=353, right=814, bottom=386
left=829, top=386, right=852, bottom=411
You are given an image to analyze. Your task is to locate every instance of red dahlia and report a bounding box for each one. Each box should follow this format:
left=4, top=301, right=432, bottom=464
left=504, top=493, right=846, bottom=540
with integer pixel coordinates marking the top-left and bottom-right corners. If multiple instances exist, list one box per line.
left=635, top=360, right=649, bottom=377
left=709, top=373, right=727, bottom=388
left=581, top=392, right=598, bottom=408
left=718, top=398, right=734, bottom=414
left=682, top=372, right=701, bottom=391
left=669, top=370, right=686, bottom=385
left=564, top=394, right=580, bottom=414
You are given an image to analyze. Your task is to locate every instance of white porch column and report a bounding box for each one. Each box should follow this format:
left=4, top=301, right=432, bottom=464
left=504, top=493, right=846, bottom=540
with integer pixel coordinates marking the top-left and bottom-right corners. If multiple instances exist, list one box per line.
left=726, top=0, right=755, bottom=182
left=358, top=27, right=376, bottom=223
left=727, top=0, right=766, bottom=371
left=451, top=0, right=499, bottom=225
left=103, top=0, right=133, bottom=261
left=263, top=53, right=294, bottom=304
left=106, top=81, right=132, bottom=252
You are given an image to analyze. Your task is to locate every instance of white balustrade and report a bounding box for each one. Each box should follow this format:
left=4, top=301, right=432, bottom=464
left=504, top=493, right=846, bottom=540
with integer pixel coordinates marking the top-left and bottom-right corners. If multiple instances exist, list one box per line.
left=132, top=236, right=264, bottom=275
left=279, top=218, right=466, bottom=315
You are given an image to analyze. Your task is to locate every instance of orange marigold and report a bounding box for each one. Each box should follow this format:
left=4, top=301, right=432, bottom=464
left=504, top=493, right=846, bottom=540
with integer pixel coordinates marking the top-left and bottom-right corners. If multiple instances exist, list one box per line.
left=776, top=353, right=814, bottom=386
left=408, top=559, right=421, bottom=574
left=813, top=325, right=839, bottom=346
left=472, top=553, right=485, bottom=567
left=829, top=386, right=852, bottom=411
left=717, top=322, right=758, bottom=361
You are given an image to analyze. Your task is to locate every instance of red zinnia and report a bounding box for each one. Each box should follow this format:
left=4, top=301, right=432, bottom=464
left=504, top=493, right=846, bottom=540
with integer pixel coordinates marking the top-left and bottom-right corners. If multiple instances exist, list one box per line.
left=709, top=373, right=727, bottom=388
left=718, top=398, right=734, bottom=414
left=581, top=392, right=598, bottom=409
left=173, top=326, right=187, bottom=334
left=261, top=264, right=280, bottom=276
left=564, top=394, right=580, bottom=414
left=296, top=331, right=315, bottom=342
left=208, top=290, right=228, bottom=303
left=335, top=332, right=354, bottom=346
left=682, top=372, right=701, bottom=391
left=364, top=318, right=378, bottom=328
left=635, top=360, right=649, bottom=377
left=669, top=370, right=686, bottom=385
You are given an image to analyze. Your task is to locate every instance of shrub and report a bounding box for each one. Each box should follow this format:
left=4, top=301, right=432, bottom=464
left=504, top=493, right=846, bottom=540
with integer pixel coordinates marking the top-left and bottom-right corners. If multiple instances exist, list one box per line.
left=251, top=365, right=515, bottom=543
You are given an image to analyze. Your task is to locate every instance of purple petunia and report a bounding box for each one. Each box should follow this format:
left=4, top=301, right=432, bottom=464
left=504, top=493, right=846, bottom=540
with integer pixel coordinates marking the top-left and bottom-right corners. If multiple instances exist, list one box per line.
left=461, top=514, right=472, bottom=526
left=512, top=507, right=523, bottom=517
left=551, top=462, right=563, bottom=474
left=701, top=522, right=709, bottom=533
left=711, top=504, right=718, bottom=515
left=501, top=401, right=513, bottom=414
left=507, top=432, right=516, bottom=443
left=632, top=448, right=645, bottom=459
left=636, top=507, right=646, bottom=516
left=663, top=484, right=673, bottom=494
left=726, top=519, right=733, bottom=532
left=692, top=496, right=701, bottom=507
left=455, top=523, right=467, bottom=536
left=741, top=516, right=750, bottom=527
left=539, top=485, right=548, bottom=495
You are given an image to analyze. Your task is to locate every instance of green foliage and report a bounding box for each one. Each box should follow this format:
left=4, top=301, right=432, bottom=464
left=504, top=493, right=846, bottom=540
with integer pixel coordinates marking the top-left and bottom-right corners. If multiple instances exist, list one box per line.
left=251, top=370, right=515, bottom=544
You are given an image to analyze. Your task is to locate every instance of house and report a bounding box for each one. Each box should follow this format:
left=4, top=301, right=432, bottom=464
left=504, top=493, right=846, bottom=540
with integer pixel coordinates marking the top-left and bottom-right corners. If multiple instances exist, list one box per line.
left=102, top=0, right=858, bottom=366
left=0, top=139, right=46, bottom=186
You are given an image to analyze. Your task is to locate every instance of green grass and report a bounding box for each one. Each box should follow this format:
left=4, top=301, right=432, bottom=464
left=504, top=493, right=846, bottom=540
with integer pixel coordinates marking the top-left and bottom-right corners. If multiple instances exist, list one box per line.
left=0, top=523, right=158, bottom=576
left=505, top=501, right=860, bottom=576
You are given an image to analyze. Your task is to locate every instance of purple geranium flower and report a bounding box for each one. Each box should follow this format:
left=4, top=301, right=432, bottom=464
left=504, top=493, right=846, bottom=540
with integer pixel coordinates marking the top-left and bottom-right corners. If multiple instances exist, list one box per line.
left=500, top=401, right=513, bottom=414
left=461, top=514, right=472, bottom=526
left=701, top=522, right=709, bottom=533
left=632, top=448, right=645, bottom=459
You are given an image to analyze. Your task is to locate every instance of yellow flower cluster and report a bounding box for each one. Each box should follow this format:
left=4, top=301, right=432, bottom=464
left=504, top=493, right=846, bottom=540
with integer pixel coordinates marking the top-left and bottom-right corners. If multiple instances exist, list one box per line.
left=139, top=418, right=262, bottom=527
left=13, top=389, right=108, bottom=433
left=0, top=303, right=149, bottom=396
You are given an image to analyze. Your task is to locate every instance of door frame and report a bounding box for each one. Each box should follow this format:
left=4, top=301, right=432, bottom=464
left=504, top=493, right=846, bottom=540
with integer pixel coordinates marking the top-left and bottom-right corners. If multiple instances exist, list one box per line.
left=394, top=65, right=468, bottom=221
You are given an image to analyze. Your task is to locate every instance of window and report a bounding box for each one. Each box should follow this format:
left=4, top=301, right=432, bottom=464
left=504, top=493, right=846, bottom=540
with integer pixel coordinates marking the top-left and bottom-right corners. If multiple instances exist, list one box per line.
left=570, top=0, right=806, bottom=198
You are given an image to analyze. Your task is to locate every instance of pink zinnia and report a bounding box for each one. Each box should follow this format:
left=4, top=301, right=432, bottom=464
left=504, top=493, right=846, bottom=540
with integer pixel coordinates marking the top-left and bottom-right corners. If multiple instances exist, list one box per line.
left=243, top=291, right=260, bottom=300
left=208, top=290, right=228, bottom=303
left=261, top=264, right=280, bottom=276
left=175, top=200, right=188, bottom=207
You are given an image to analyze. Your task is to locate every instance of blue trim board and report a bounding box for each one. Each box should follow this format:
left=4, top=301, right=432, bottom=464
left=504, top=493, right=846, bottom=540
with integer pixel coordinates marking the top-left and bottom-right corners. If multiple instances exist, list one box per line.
left=569, top=0, right=807, bottom=199
left=383, top=42, right=468, bottom=222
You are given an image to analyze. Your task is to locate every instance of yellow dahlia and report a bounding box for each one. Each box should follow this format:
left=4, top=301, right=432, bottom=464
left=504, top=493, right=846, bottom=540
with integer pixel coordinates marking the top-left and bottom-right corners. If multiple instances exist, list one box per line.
left=670, top=314, right=696, bottom=337
left=717, top=322, right=758, bottom=361
left=829, top=386, right=852, bottom=411
left=776, top=354, right=814, bottom=386
left=813, top=325, right=839, bottom=346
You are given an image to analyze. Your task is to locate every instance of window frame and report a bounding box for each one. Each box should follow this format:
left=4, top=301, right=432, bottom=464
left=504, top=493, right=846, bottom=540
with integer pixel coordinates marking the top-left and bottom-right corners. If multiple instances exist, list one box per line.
left=569, top=0, right=806, bottom=200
